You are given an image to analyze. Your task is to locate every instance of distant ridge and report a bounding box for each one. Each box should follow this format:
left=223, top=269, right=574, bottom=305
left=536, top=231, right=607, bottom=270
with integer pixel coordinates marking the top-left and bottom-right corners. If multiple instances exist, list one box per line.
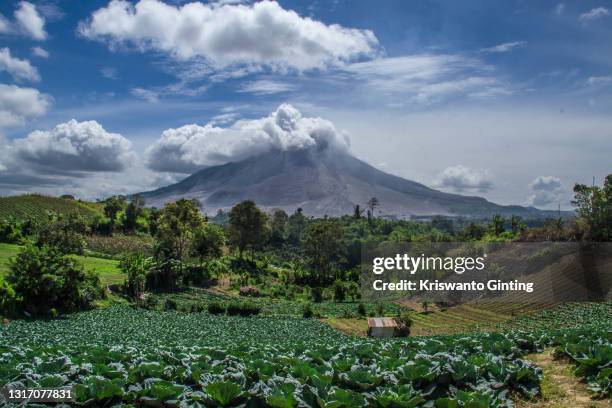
left=140, top=148, right=566, bottom=219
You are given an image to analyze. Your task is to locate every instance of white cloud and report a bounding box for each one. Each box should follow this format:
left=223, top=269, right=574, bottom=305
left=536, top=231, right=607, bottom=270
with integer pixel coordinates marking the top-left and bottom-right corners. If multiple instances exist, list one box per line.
left=555, top=3, right=565, bottom=15
left=79, top=0, right=378, bottom=72
left=529, top=176, right=562, bottom=191
left=527, top=176, right=564, bottom=207
left=0, top=14, right=10, bottom=34
left=579, top=7, right=610, bottom=23
left=345, top=55, right=509, bottom=104
left=145, top=103, right=350, bottom=173
left=14, top=1, right=47, bottom=40
left=0, top=84, right=51, bottom=129
left=31, top=46, right=49, bottom=58
left=210, top=112, right=240, bottom=125
left=101, top=66, right=118, bottom=79
left=435, top=165, right=493, bottom=193
left=480, top=41, right=526, bottom=54
left=0, top=48, right=40, bottom=82
left=586, top=76, right=612, bottom=87
left=12, top=119, right=136, bottom=173
left=239, top=79, right=295, bottom=95
left=130, top=87, right=159, bottom=103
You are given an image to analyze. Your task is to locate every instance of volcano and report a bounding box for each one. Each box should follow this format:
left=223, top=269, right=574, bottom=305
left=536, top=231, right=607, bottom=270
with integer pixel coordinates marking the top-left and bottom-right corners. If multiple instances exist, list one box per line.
left=139, top=147, right=557, bottom=219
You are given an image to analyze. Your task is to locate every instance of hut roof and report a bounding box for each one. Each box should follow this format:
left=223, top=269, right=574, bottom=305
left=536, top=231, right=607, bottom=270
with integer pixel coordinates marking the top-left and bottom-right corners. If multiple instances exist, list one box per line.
left=367, top=317, right=398, bottom=328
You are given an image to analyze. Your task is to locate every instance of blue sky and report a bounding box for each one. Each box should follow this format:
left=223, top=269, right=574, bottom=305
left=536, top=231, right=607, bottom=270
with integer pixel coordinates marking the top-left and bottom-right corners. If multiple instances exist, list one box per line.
left=0, top=0, right=611, bottom=209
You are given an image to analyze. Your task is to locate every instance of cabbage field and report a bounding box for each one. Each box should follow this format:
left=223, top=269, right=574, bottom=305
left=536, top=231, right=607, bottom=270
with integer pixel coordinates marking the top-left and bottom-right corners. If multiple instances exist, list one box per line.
left=1, top=305, right=610, bottom=407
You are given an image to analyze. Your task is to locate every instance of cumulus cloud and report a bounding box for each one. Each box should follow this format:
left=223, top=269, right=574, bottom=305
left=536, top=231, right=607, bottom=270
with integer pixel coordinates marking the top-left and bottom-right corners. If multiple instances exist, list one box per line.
left=0, top=84, right=51, bottom=129
left=435, top=165, right=494, bottom=193
left=480, top=41, right=526, bottom=54
left=145, top=104, right=350, bottom=173
left=79, top=0, right=378, bottom=72
left=0, top=48, right=40, bottom=82
left=13, top=119, right=136, bottom=173
left=31, top=46, right=49, bottom=58
left=527, top=176, right=564, bottom=207
left=14, top=1, right=47, bottom=40
left=579, top=7, right=610, bottom=23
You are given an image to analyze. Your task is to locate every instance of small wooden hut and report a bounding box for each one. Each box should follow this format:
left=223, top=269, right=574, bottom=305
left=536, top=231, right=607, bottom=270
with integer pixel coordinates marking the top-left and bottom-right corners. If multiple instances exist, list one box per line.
left=367, top=317, right=398, bottom=337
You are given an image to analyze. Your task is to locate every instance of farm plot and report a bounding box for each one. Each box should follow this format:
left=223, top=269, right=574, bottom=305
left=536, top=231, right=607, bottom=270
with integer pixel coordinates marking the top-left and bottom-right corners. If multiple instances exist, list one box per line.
left=0, top=306, right=557, bottom=407
left=0, top=243, right=123, bottom=286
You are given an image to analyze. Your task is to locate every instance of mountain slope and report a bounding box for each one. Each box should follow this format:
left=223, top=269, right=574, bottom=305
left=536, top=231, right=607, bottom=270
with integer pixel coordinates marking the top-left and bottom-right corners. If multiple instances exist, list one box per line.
left=140, top=148, right=560, bottom=218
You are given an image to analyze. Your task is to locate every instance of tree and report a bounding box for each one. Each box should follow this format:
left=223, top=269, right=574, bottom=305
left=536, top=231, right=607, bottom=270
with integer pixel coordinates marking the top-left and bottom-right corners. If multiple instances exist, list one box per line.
left=122, top=195, right=145, bottom=233
left=353, top=205, right=363, bottom=219
left=120, top=253, right=151, bottom=302
left=490, top=214, right=505, bottom=236
left=36, top=212, right=87, bottom=255
left=228, top=200, right=268, bottom=258
left=7, top=245, right=103, bottom=316
left=269, top=209, right=288, bottom=245
left=191, top=223, right=225, bottom=265
left=103, top=196, right=126, bottom=234
left=302, top=221, right=345, bottom=284
left=156, top=199, right=205, bottom=261
left=572, top=174, right=612, bottom=241
left=367, top=197, right=379, bottom=218
left=510, top=215, right=525, bottom=234
left=147, top=208, right=161, bottom=236
left=287, top=207, right=307, bottom=245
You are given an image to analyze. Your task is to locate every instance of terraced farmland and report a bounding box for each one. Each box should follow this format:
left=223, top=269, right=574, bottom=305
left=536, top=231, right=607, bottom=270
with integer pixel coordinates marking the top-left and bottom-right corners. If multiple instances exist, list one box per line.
left=0, top=194, right=103, bottom=222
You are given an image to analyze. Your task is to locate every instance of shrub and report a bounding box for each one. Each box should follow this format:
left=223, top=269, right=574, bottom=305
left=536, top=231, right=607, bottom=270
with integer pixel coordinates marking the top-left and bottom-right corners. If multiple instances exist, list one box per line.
left=0, top=218, right=23, bottom=244
left=207, top=302, right=226, bottom=315
left=120, top=253, right=151, bottom=301
left=333, top=280, right=346, bottom=302
left=395, top=313, right=413, bottom=337
left=146, top=258, right=183, bottom=291
left=190, top=303, right=205, bottom=313
left=144, top=294, right=159, bottom=310
left=36, top=212, right=87, bottom=255
left=7, top=244, right=103, bottom=317
left=182, top=264, right=210, bottom=287
left=226, top=303, right=241, bottom=316
left=226, top=302, right=260, bottom=317
left=0, top=278, right=18, bottom=317
left=375, top=303, right=384, bottom=316
left=238, top=302, right=261, bottom=317
left=357, top=303, right=367, bottom=317
left=310, top=286, right=323, bottom=303
left=303, top=302, right=314, bottom=318
left=164, top=299, right=178, bottom=311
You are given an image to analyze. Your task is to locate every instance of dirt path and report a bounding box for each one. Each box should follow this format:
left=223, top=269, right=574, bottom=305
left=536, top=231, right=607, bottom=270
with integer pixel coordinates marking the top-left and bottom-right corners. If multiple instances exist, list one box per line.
left=516, top=349, right=609, bottom=408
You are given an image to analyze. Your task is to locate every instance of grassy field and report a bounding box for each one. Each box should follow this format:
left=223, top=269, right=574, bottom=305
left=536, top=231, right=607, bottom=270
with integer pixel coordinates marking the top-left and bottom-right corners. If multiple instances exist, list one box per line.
left=0, top=243, right=123, bottom=286
left=0, top=194, right=103, bottom=222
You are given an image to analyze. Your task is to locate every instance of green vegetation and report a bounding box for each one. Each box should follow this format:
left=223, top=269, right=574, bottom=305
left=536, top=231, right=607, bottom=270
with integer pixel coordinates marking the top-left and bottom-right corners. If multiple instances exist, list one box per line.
left=0, top=243, right=122, bottom=285
left=0, top=194, right=102, bottom=222
left=0, top=307, right=539, bottom=406
left=1, top=305, right=609, bottom=406
left=0, top=174, right=610, bottom=406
